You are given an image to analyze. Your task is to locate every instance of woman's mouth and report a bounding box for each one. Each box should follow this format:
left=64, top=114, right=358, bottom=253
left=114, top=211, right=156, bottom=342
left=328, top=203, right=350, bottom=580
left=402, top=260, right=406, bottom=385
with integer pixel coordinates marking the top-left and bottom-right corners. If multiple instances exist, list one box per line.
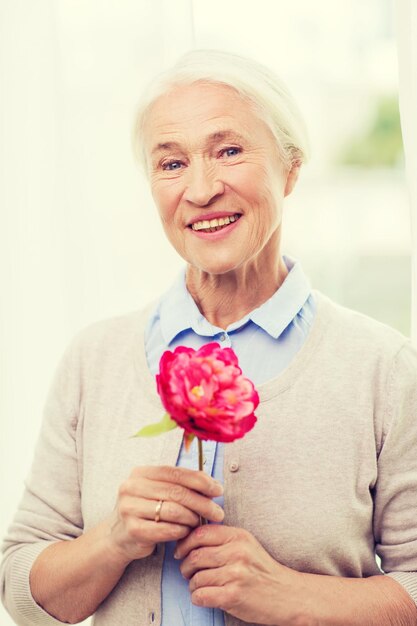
left=189, top=213, right=242, bottom=234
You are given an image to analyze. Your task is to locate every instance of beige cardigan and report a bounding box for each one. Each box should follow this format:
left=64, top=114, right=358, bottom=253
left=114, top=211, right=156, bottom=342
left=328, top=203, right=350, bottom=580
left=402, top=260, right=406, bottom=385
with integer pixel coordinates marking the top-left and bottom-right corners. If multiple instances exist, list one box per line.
left=2, top=290, right=417, bottom=626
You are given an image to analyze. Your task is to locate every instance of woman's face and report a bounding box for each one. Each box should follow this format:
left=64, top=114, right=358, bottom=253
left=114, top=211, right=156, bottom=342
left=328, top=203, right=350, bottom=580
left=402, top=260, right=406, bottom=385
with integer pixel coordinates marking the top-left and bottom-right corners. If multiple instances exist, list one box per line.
left=144, top=82, right=297, bottom=276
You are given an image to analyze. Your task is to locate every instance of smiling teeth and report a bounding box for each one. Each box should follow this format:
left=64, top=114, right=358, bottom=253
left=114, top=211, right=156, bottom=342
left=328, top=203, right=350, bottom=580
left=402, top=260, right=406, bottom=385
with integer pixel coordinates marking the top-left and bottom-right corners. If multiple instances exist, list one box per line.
left=191, top=214, right=240, bottom=231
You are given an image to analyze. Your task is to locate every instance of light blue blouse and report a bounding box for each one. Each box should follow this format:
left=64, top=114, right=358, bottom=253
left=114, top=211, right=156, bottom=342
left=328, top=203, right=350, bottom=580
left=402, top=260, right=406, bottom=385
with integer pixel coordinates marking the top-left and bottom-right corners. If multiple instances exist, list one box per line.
left=145, top=255, right=316, bottom=626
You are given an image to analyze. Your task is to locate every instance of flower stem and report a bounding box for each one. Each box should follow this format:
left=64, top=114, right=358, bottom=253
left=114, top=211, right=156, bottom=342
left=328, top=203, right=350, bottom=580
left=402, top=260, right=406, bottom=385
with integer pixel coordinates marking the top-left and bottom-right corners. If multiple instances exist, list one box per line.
left=198, top=438, right=204, bottom=471
left=197, top=438, right=207, bottom=525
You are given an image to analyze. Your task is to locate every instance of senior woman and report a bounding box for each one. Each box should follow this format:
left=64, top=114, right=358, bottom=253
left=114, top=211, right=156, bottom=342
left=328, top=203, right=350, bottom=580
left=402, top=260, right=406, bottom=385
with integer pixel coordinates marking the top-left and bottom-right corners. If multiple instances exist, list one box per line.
left=2, top=50, right=417, bottom=626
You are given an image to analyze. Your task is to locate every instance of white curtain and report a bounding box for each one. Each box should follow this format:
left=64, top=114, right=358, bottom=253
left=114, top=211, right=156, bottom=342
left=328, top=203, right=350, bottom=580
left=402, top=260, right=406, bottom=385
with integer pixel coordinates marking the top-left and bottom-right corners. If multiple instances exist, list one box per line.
left=395, top=0, right=417, bottom=345
left=161, top=0, right=195, bottom=65
left=0, top=2, right=193, bottom=625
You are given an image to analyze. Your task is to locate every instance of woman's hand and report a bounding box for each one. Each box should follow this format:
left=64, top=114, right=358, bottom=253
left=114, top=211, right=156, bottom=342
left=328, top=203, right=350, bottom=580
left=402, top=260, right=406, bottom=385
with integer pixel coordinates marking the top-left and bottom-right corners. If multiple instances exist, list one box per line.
left=174, top=524, right=304, bottom=626
left=108, top=465, right=225, bottom=563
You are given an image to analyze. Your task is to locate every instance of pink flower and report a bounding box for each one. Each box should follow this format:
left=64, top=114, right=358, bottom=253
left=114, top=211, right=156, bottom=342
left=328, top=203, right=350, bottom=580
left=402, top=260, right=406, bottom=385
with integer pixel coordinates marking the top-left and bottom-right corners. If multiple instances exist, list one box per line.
left=156, top=342, right=259, bottom=444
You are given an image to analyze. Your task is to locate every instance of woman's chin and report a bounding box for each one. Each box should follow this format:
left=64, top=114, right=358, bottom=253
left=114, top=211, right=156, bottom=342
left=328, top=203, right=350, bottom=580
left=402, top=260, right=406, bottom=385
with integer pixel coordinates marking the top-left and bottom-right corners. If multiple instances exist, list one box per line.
left=187, top=257, right=243, bottom=276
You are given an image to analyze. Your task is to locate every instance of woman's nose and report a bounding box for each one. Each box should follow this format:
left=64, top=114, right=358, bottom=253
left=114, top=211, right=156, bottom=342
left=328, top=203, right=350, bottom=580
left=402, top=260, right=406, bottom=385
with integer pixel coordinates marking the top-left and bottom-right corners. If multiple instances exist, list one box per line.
left=183, top=162, right=225, bottom=206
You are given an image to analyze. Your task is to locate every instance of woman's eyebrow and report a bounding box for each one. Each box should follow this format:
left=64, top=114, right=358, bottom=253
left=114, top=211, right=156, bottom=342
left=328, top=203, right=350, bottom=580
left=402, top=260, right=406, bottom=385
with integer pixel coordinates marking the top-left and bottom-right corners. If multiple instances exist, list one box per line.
left=206, top=130, right=247, bottom=145
left=151, top=141, right=181, bottom=156
left=151, top=131, right=247, bottom=157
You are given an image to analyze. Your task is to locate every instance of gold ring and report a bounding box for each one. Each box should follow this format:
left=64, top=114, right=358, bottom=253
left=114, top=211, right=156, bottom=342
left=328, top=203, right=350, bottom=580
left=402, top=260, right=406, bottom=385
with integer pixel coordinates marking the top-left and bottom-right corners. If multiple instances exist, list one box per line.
left=154, top=500, right=164, bottom=523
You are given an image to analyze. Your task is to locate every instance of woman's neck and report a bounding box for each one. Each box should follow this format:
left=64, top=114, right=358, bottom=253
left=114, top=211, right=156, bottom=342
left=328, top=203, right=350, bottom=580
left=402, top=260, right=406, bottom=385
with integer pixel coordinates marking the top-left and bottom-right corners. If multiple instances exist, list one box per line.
left=186, top=250, right=288, bottom=330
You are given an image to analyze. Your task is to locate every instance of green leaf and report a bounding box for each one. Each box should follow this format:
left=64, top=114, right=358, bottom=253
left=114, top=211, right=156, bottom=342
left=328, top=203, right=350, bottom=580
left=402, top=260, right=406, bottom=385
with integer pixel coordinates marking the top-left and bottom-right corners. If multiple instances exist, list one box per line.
left=131, top=413, right=178, bottom=438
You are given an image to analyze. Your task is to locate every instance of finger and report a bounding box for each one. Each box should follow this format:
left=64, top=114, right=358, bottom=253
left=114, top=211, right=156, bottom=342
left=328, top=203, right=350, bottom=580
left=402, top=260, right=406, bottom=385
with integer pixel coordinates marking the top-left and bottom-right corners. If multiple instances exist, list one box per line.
left=180, top=545, right=230, bottom=579
left=189, top=565, right=232, bottom=593
left=122, top=496, right=201, bottom=527
left=132, top=465, right=224, bottom=498
left=175, top=524, right=236, bottom=560
left=191, top=585, right=232, bottom=611
left=130, top=518, right=191, bottom=545
left=120, top=495, right=200, bottom=526
left=125, top=478, right=224, bottom=523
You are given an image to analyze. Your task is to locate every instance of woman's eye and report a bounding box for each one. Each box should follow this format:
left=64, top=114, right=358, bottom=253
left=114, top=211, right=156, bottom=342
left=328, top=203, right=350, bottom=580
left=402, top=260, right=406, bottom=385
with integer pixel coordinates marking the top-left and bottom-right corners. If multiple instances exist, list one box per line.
left=221, top=147, right=241, bottom=158
left=162, top=160, right=184, bottom=171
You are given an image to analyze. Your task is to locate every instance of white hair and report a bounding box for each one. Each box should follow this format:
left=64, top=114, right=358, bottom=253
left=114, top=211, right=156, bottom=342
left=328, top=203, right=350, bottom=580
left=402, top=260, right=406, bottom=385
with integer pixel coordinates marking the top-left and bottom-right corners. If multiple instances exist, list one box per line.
left=133, top=49, right=310, bottom=173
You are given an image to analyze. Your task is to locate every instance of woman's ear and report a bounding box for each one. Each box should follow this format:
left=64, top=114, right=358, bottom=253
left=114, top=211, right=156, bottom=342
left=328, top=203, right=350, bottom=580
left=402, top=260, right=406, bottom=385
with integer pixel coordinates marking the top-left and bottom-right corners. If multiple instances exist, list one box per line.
left=284, top=161, right=301, bottom=197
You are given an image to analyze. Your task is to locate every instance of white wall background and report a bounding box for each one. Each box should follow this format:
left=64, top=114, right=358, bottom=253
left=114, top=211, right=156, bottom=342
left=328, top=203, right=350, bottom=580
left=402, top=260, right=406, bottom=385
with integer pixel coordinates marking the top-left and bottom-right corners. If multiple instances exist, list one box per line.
left=1, top=1, right=415, bottom=625
left=395, top=0, right=417, bottom=343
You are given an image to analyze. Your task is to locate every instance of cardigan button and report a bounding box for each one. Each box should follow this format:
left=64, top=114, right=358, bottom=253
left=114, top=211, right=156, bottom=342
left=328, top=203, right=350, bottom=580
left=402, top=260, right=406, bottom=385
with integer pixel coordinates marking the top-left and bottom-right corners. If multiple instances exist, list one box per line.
left=229, top=461, right=239, bottom=472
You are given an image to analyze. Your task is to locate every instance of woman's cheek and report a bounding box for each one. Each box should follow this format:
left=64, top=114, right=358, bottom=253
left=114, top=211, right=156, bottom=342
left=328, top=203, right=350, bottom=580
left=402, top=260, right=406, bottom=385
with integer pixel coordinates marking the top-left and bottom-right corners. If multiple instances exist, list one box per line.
left=153, top=183, right=182, bottom=222
left=226, top=164, right=269, bottom=203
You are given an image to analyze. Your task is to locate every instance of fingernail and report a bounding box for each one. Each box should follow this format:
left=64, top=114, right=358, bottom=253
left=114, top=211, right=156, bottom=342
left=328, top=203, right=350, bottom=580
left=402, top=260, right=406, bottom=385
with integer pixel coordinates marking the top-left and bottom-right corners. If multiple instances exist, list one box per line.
left=214, top=506, right=224, bottom=520
left=173, top=551, right=180, bottom=559
left=214, top=482, right=224, bottom=494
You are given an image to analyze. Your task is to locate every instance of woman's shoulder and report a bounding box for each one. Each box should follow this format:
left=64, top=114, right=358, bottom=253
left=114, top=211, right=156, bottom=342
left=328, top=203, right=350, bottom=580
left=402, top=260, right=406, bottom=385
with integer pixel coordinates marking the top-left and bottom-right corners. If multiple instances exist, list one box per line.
left=62, top=301, right=157, bottom=365
left=312, top=289, right=413, bottom=362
